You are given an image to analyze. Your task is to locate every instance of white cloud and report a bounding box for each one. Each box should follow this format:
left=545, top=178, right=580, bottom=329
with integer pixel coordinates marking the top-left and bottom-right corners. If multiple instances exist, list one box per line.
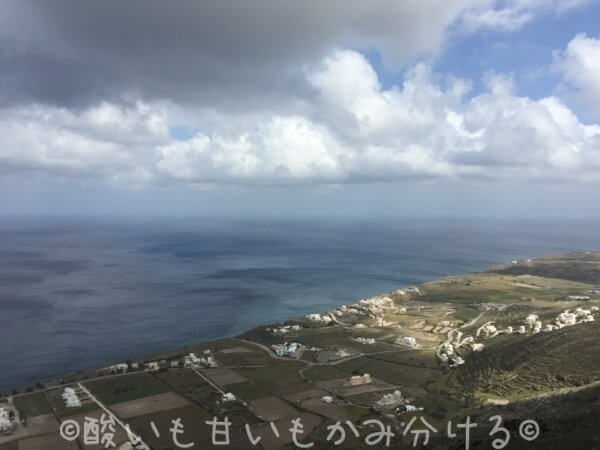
left=554, top=33, right=600, bottom=107
left=461, top=0, right=593, bottom=31
left=156, top=117, right=346, bottom=185
left=0, top=102, right=169, bottom=185
left=1, top=49, right=599, bottom=187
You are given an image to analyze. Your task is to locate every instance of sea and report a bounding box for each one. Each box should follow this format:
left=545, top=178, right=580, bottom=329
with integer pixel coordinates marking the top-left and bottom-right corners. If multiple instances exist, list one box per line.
left=1, top=216, right=599, bottom=392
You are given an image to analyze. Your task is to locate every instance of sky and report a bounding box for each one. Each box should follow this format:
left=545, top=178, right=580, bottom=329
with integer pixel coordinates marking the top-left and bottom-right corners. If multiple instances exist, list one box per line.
left=0, top=0, right=599, bottom=218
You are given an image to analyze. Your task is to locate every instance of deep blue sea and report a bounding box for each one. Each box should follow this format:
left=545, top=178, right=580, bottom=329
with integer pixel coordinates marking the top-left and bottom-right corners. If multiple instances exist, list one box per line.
left=1, top=216, right=599, bottom=392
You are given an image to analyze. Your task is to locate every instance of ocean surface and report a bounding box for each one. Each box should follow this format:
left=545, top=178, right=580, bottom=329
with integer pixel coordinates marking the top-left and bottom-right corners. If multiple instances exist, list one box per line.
left=1, top=216, right=599, bottom=392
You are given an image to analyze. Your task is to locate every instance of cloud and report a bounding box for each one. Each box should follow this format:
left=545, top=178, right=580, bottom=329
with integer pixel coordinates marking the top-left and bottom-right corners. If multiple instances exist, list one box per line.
left=2, top=0, right=589, bottom=111
left=2, top=49, right=599, bottom=187
left=0, top=102, right=169, bottom=186
left=460, top=0, right=594, bottom=31
left=554, top=33, right=600, bottom=108
left=0, top=0, right=483, bottom=110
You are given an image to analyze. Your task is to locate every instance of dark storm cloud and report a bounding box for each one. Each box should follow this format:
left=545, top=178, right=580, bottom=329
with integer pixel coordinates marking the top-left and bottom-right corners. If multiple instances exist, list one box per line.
left=0, top=0, right=472, bottom=109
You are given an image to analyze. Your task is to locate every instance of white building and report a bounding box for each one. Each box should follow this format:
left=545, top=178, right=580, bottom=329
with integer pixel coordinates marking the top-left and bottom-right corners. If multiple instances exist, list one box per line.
left=376, top=390, right=403, bottom=408
left=62, top=387, right=81, bottom=408
left=359, top=296, right=393, bottom=308
left=321, top=396, right=334, bottom=404
left=348, top=374, right=372, bottom=386
left=450, top=356, right=465, bottom=366
left=271, top=342, right=301, bottom=358
left=0, top=408, right=16, bottom=435
left=355, top=337, right=376, bottom=345
left=402, top=336, right=418, bottom=347
left=110, top=363, right=128, bottom=373
left=184, top=352, right=217, bottom=368
left=394, top=404, right=421, bottom=415
left=441, top=343, right=454, bottom=356
left=525, top=314, right=538, bottom=328
left=481, top=324, right=498, bottom=337
left=222, top=392, right=236, bottom=402
left=272, top=324, right=302, bottom=335
left=306, top=313, right=332, bottom=324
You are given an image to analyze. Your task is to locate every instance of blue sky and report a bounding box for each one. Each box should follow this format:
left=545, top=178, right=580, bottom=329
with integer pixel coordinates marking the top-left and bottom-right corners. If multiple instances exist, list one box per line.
left=1, top=0, right=599, bottom=218
left=438, top=5, right=598, bottom=108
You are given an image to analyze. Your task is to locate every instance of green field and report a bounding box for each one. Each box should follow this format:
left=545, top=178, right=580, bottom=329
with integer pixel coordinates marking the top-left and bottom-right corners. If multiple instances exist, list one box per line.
left=302, top=365, right=351, bottom=382
left=226, top=363, right=307, bottom=401
left=84, top=373, right=170, bottom=404
left=13, top=392, right=52, bottom=418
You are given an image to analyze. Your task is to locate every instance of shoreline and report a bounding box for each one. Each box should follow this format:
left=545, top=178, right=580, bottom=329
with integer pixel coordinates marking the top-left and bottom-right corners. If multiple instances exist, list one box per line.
left=2, top=254, right=516, bottom=396
left=4, top=249, right=597, bottom=395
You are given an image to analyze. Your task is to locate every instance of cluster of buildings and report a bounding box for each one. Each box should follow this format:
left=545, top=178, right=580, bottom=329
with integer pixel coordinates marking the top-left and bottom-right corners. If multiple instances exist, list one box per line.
left=306, top=313, right=333, bottom=324
left=438, top=336, right=469, bottom=367
left=0, top=408, right=16, bottom=435
left=374, top=389, right=423, bottom=416
left=62, top=387, right=81, bottom=408
left=271, top=342, right=302, bottom=358
left=337, top=305, right=362, bottom=316
left=359, top=296, right=394, bottom=308
left=477, top=323, right=499, bottom=338
left=394, top=286, right=421, bottom=296
left=109, top=363, right=129, bottom=374
left=519, top=307, right=597, bottom=335
left=139, top=350, right=218, bottom=373
left=305, top=292, right=411, bottom=330
left=354, top=337, right=376, bottom=345
left=440, top=302, right=600, bottom=369
left=184, top=351, right=217, bottom=368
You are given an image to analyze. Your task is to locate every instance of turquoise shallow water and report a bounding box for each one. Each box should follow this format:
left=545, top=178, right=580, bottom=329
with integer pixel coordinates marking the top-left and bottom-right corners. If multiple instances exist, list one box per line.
left=1, top=216, right=598, bottom=392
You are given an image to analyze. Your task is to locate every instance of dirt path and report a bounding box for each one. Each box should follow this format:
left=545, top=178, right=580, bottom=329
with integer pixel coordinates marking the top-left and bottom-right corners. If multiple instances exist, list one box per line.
left=461, top=311, right=485, bottom=329
left=191, top=368, right=226, bottom=395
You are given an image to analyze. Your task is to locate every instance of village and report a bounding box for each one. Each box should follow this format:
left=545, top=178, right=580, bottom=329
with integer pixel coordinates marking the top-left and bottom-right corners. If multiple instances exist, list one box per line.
left=2, top=253, right=600, bottom=449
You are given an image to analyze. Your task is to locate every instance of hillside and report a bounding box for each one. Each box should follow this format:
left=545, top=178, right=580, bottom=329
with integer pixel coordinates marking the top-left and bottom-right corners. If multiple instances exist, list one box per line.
left=489, top=251, right=600, bottom=284
left=449, top=319, right=600, bottom=399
